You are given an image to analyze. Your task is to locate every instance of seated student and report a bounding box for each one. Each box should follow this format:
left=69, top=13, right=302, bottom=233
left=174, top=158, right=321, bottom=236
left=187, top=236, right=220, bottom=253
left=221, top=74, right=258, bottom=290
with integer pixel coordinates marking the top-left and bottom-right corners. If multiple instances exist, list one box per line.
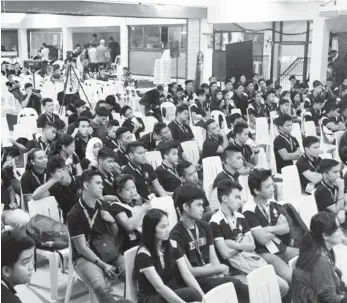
left=1, top=230, right=36, bottom=303
left=101, top=119, right=120, bottom=151
left=121, top=105, right=145, bottom=140
left=1, top=169, right=30, bottom=228
left=303, top=96, right=324, bottom=133
left=244, top=80, right=255, bottom=104
left=213, top=146, right=243, bottom=188
left=320, top=102, right=346, bottom=144
left=242, top=169, right=299, bottom=285
left=247, top=91, right=267, bottom=129
left=170, top=185, right=249, bottom=300
left=122, top=141, right=168, bottom=198
left=276, top=98, right=291, bottom=117
left=274, top=114, right=302, bottom=173
left=22, top=83, right=41, bottom=114
left=314, top=159, right=346, bottom=224
left=80, top=137, right=103, bottom=170
left=134, top=208, right=204, bottom=303
left=96, top=66, right=109, bottom=82
left=139, top=122, right=165, bottom=152
left=114, top=127, right=133, bottom=169
left=21, top=148, right=49, bottom=205
left=264, top=90, right=277, bottom=117
left=231, top=122, right=259, bottom=174
left=173, top=86, right=185, bottom=104
left=110, top=174, right=151, bottom=252
left=26, top=122, right=57, bottom=154
left=67, top=170, right=123, bottom=303
left=73, top=117, right=92, bottom=160
left=49, top=134, right=82, bottom=176
left=296, top=136, right=322, bottom=194
left=37, top=98, right=65, bottom=129
left=202, top=119, right=229, bottom=159
left=226, top=113, right=245, bottom=137
left=305, top=80, right=324, bottom=109
left=191, top=88, right=207, bottom=127
left=210, top=180, right=289, bottom=298
left=90, top=106, right=109, bottom=138
left=32, top=156, right=80, bottom=222
left=97, top=147, right=120, bottom=198
left=292, top=211, right=347, bottom=303
left=184, top=79, right=194, bottom=101
left=155, top=142, right=182, bottom=193
left=68, top=99, right=87, bottom=125
left=168, top=104, right=194, bottom=143
left=173, top=160, right=210, bottom=214
left=105, top=95, right=121, bottom=116
left=339, top=130, right=347, bottom=164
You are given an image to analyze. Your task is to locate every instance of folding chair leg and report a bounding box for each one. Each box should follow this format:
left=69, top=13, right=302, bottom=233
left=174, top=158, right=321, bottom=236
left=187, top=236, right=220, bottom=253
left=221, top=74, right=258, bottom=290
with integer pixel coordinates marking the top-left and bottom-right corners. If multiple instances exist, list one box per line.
left=64, top=272, right=76, bottom=303
left=49, top=253, right=59, bottom=300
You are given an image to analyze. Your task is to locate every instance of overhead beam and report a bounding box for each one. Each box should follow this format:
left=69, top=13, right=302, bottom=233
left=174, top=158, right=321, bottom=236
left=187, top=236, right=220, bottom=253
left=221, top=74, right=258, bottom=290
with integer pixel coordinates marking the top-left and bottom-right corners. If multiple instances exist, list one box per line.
left=1, top=1, right=207, bottom=19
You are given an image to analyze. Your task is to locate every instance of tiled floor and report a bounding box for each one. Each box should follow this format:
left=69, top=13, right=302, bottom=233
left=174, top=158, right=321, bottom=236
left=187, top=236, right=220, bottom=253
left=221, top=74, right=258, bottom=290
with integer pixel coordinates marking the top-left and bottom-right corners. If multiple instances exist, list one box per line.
left=15, top=263, right=125, bottom=303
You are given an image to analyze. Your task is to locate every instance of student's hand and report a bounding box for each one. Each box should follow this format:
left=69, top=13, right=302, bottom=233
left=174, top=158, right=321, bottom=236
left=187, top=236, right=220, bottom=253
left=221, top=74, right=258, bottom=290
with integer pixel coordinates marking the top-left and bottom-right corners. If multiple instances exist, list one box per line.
left=3, top=156, right=13, bottom=169
left=100, top=210, right=115, bottom=224
left=9, top=202, right=18, bottom=210
left=102, top=263, right=118, bottom=279
left=217, top=264, right=230, bottom=275
left=71, top=127, right=79, bottom=137
left=52, top=169, right=64, bottom=182
left=335, top=178, right=345, bottom=190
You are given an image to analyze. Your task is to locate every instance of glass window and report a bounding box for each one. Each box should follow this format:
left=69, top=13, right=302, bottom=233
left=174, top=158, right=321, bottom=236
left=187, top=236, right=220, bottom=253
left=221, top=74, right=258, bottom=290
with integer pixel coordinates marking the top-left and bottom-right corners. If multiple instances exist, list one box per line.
left=130, top=26, right=144, bottom=48
left=222, top=32, right=230, bottom=51
left=214, top=32, right=222, bottom=50
left=168, top=26, right=187, bottom=49
left=144, top=26, right=161, bottom=49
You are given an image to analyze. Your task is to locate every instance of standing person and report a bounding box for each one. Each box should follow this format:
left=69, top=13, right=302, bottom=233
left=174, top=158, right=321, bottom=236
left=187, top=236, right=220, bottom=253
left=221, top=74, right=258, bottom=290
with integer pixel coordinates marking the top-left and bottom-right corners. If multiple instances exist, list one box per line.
left=108, top=37, right=120, bottom=63
left=1, top=230, right=36, bottom=303
left=292, top=211, right=347, bottom=303
left=134, top=208, right=204, bottom=303
left=202, top=119, right=229, bottom=159
left=170, top=184, right=249, bottom=301
left=168, top=105, right=194, bottom=143
left=41, top=43, right=50, bottom=61
left=273, top=114, right=302, bottom=173
left=88, top=43, right=98, bottom=73
left=242, top=169, right=299, bottom=286
left=96, top=39, right=108, bottom=67
left=67, top=170, right=123, bottom=303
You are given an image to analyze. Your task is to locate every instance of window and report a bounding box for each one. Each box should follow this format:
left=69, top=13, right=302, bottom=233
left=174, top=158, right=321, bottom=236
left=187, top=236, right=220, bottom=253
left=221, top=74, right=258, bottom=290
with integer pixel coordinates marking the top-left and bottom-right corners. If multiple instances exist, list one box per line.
left=168, top=26, right=187, bottom=49
left=130, top=26, right=144, bottom=48
left=144, top=26, right=161, bottom=49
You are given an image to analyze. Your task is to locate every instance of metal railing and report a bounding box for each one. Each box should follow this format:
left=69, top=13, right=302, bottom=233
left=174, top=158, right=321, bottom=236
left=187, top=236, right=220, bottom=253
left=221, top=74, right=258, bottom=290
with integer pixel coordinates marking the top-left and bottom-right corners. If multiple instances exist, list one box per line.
left=253, top=55, right=270, bottom=80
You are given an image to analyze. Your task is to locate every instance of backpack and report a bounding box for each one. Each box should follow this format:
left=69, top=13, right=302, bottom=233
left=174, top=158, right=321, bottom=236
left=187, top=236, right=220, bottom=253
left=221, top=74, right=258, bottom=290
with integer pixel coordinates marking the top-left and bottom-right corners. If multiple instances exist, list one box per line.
left=26, top=214, right=68, bottom=250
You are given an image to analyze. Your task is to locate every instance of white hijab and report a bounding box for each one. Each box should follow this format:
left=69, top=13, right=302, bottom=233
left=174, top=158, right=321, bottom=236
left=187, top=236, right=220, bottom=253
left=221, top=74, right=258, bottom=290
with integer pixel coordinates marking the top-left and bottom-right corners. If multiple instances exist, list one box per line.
left=85, top=137, right=103, bottom=167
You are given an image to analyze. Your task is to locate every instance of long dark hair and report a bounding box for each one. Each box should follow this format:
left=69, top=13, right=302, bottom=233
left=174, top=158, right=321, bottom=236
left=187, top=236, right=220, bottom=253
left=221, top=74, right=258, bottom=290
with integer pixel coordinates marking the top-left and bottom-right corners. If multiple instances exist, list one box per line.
left=25, top=148, right=44, bottom=171
left=141, top=208, right=168, bottom=258
left=49, top=134, right=74, bottom=157
left=296, top=211, right=339, bottom=271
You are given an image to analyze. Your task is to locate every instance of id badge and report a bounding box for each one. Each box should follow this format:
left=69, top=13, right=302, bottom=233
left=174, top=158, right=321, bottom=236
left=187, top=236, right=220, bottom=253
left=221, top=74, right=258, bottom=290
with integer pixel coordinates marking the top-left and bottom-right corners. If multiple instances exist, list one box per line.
left=265, top=240, right=279, bottom=254
left=305, top=182, right=315, bottom=194
left=129, top=232, right=137, bottom=241
left=273, top=237, right=282, bottom=245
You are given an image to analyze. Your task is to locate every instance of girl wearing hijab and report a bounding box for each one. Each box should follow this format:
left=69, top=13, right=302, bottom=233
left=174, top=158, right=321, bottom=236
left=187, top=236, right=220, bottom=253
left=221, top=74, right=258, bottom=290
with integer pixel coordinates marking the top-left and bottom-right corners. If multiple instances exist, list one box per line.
left=80, top=137, right=103, bottom=170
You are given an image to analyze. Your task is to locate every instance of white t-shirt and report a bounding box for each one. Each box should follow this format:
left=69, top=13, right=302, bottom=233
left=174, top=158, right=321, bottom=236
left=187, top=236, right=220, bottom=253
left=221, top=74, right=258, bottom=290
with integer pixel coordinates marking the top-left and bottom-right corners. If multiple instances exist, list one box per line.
left=88, top=48, right=97, bottom=63
left=41, top=47, right=50, bottom=61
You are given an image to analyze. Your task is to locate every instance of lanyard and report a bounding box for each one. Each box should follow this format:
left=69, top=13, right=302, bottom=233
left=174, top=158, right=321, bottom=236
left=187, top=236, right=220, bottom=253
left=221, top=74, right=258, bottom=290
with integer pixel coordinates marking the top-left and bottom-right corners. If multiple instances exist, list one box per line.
left=208, top=135, right=220, bottom=145
left=181, top=221, right=205, bottom=265
left=162, top=163, right=182, bottom=183
left=102, top=172, right=114, bottom=186
left=119, top=147, right=131, bottom=161
left=31, top=171, right=47, bottom=186
left=79, top=199, right=100, bottom=231
left=259, top=203, right=271, bottom=224
left=129, top=162, right=144, bottom=178
left=107, top=136, right=118, bottom=148
left=279, top=134, right=294, bottom=151
left=174, top=120, right=188, bottom=136
left=304, top=154, right=319, bottom=171
left=321, top=181, right=337, bottom=202
left=45, top=113, right=55, bottom=123
left=220, top=209, right=236, bottom=231
left=222, top=167, right=238, bottom=182
left=38, top=139, right=51, bottom=154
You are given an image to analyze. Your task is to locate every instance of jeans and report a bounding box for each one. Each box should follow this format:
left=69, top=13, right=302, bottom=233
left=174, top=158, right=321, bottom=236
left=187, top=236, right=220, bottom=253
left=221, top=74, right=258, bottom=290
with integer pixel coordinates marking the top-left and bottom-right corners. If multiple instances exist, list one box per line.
left=74, top=255, right=125, bottom=303
left=140, top=287, right=202, bottom=303
left=1, top=209, right=30, bottom=228
left=260, top=246, right=299, bottom=285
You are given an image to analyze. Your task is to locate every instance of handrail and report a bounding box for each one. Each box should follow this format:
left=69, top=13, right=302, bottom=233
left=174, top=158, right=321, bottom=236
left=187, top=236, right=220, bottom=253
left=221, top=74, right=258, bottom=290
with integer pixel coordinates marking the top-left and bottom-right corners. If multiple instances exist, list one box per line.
left=275, top=57, right=302, bottom=85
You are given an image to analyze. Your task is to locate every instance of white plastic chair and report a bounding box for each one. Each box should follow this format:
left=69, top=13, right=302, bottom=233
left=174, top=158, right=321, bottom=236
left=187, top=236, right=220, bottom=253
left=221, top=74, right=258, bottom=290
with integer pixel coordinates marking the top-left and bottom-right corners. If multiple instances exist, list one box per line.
left=296, top=191, right=318, bottom=229
left=17, top=107, right=38, bottom=121
left=191, top=126, right=205, bottom=152
left=142, top=116, right=158, bottom=133
left=203, top=282, right=238, bottom=303
left=304, top=121, right=317, bottom=137
left=255, top=117, right=271, bottom=145
left=281, top=165, right=304, bottom=205
left=256, top=147, right=269, bottom=169
left=181, top=141, right=200, bottom=166
left=124, top=246, right=139, bottom=302
left=202, top=156, right=223, bottom=195
left=230, top=108, right=242, bottom=115
left=210, top=110, right=229, bottom=132
left=247, top=265, right=282, bottom=303
left=27, top=197, right=69, bottom=300
left=126, top=86, right=140, bottom=111
left=320, top=153, right=333, bottom=159
left=161, top=102, right=176, bottom=122
left=239, top=175, right=252, bottom=202
left=150, top=196, right=178, bottom=231
left=208, top=187, right=220, bottom=212
left=288, top=256, right=299, bottom=270
left=145, top=151, right=162, bottom=169
left=291, top=122, right=303, bottom=151
left=334, top=130, right=345, bottom=161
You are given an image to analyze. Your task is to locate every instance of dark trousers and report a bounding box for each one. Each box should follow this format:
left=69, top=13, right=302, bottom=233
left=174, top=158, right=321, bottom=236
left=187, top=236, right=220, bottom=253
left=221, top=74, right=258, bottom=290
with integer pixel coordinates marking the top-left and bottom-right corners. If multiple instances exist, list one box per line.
left=139, top=287, right=202, bottom=303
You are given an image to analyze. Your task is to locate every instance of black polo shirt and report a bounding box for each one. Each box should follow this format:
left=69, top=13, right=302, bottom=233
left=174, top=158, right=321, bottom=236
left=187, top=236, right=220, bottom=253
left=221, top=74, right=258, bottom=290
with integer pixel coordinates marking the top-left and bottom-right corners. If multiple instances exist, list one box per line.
left=122, top=117, right=145, bottom=140
left=232, top=93, right=248, bottom=116
left=202, top=135, right=222, bottom=159
left=49, top=176, right=80, bottom=221
left=296, top=155, right=321, bottom=193
left=213, top=167, right=240, bottom=188
left=115, top=148, right=130, bottom=168
left=139, top=132, right=157, bottom=151
left=101, top=135, right=119, bottom=151
left=304, top=108, right=321, bottom=126
left=321, top=115, right=338, bottom=131
left=21, top=170, right=49, bottom=195
left=122, top=162, right=158, bottom=198
left=265, top=101, right=277, bottom=117
left=1, top=278, right=22, bottom=303
left=75, top=135, right=91, bottom=160
left=99, top=170, right=117, bottom=196
left=247, top=102, right=267, bottom=118
left=242, top=199, right=287, bottom=254
left=190, top=100, right=206, bottom=118
left=67, top=198, right=112, bottom=261
left=231, top=141, right=253, bottom=163
left=23, top=93, right=41, bottom=115
left=274, top=134, right=300, bottom=173
left=170, top=219, right=213, bottom=267
left=168, top=120, right=194, bottom=143
left=37, top=113, right=64, bottom=129
left=314, top=181, right=338, bottom=212
left=1, top=169, right=11, bottom=210
left=209, top=209, right=251, bottom=264
left=26, top=137, right=53, bottom=155
left=155, top=163, right=182, bottom=192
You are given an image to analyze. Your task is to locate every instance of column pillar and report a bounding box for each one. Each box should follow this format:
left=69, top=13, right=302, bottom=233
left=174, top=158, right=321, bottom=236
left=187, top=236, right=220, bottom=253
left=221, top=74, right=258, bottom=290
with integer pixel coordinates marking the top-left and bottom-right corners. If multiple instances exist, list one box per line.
left=17, top=28, right=28, bottom=62
left=120, top=24, right=129, bottom=68
left=200, top=18, right=213, bottom=84
left=62, top=27, right=73, bottom=60
left=310, top=17, right=330, bottom=84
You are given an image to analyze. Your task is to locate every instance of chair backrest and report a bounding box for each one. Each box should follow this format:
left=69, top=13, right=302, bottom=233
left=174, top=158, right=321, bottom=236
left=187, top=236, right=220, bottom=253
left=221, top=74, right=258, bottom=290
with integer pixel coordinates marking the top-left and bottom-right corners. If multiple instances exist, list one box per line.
left=181, top=141, right=200, bottom=166
left=142, top=116, right=158, bottom=133
left=296, top=191, right=318, bottom=229
left=320, top=153, right=333, bottom=159
left=210, top=110, right=228, bottom=131
left=145, top=151, right=162, bottom=169
left=247, top=265, right=282, bottom=303
left=230, top=108, right=242, bottom=115
left=17, top=108, right=38, bottom=121
left=191, top=126, right=205, bottom=152
left=334, top=130, right=345, bottom=161
left=239, top=175, right=252, bottom=202
left=202, top=156, right=223, bottom=193
left=150, top=196, right=178, bottom=231
left=161, top=102, right=176, bottom=122
left=291, top=122, right=303, bottom=151
left=255, top=147, right=269, bottom=170
left=304, top=121, right=317, bottom=137
left=255, top=117, right=270, bottom=145
left=124, top=246, right=139, bottom=302
left=203, top=282, right=238, bottom=303
left=27, top=196, right=62, bottom=222
left=288, top=256, right=299, bottom=269
left=281, top=165, right=303, bottom=203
